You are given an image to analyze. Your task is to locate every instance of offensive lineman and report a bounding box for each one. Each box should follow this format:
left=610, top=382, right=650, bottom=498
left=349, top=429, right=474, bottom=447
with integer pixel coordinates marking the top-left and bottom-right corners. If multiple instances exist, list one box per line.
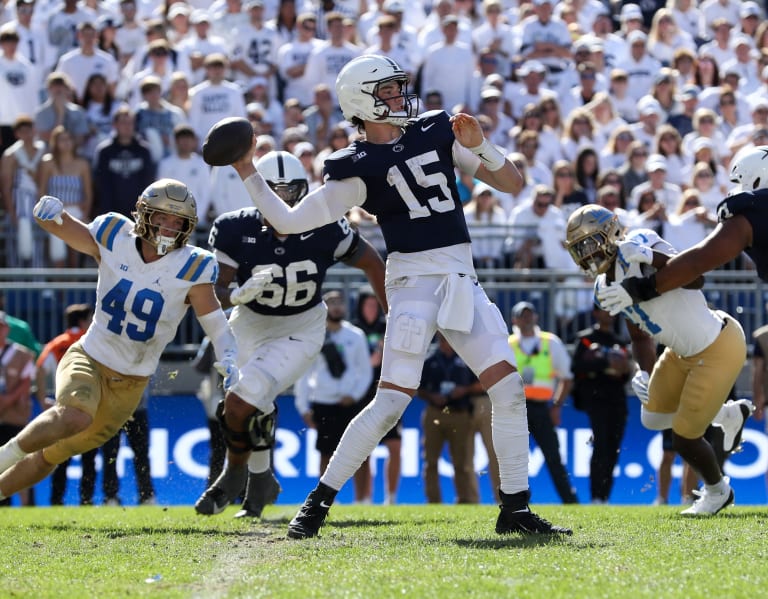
left=194, top=150, right=386, bottom=519
left=565, top=204, right=754, bottom=515
left=0, top=180, right=239, bottom=501
left=226, top=54, right=572, bottom=538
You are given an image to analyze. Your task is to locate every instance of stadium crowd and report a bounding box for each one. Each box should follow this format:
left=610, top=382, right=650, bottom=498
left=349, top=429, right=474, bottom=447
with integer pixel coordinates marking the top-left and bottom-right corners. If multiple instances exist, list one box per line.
left=0, top=0, right=765, bottom=273
left=0, top=0, right=766, bottom=509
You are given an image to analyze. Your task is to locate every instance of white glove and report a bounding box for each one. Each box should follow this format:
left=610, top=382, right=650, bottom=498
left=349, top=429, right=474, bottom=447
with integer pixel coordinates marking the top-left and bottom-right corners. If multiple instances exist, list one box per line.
left=33, top=195, right=64, bottom=225
left=230, top=267, right=273, bottom=305
left=596, top=283, right=634, bottom=316
left=617, top=240, right=653, bottom=266
left=214, top=352, right=239, bottom=392
left=631, top=369, right=650, bottom=405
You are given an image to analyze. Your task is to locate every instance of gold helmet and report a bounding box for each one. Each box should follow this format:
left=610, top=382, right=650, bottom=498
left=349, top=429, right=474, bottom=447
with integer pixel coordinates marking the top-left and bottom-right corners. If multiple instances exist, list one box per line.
left=565, top=204, right=623, bottom=276
left=133, top=178, right=198, bottom=255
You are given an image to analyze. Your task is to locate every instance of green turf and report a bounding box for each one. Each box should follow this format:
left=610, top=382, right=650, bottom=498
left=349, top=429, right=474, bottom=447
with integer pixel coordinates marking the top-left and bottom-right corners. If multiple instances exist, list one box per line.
left=0, top=504, right=766, bottom=598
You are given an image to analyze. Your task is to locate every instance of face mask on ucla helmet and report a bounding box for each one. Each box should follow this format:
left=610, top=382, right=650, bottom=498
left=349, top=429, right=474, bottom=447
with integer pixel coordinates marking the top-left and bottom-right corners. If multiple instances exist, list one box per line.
left=565, top=204, right=623, bottom=276
left=133, top=178, right=198, bottom=255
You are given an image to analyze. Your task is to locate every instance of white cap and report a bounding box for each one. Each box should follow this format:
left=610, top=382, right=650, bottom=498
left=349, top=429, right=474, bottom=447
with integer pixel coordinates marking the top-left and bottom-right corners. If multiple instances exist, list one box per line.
left=646, top=154, right=667, bottom=172
left=168, top=3, right=190, bottom=18
left=627, top=29, right=647, bottom=44
left=620, top=4, right=643, bottom=21
left=638, top=97, right=663, bottom=117
left=740, top=1, right=761, bottom=18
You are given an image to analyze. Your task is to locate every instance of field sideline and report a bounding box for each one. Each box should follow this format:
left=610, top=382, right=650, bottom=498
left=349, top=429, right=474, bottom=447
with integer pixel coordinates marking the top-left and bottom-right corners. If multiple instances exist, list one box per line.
left=1, top=503, right=766, bottom=598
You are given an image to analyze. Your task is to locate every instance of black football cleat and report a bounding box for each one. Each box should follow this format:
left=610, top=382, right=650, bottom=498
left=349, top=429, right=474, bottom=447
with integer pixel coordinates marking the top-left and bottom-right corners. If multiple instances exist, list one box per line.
left=496, top=488, right=572, bottom=536
left=234, top=470, right=282, bottom=519
left=194, top=464, right=247, bottom=516
left=287, top=485, right=336, bottom=539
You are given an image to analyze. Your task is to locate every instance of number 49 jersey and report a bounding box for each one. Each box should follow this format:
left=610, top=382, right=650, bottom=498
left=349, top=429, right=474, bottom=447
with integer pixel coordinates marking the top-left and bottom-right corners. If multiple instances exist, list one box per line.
left=209, top=207, right=359, bottom=316
left=82, top=213, right=218, bottom=376
left=323, top=110, right=470, bottom=255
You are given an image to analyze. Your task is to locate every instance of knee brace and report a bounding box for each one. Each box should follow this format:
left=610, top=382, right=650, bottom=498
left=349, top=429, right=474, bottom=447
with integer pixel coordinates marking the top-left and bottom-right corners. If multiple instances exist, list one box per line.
left=216, top=400, right=278, bottom=453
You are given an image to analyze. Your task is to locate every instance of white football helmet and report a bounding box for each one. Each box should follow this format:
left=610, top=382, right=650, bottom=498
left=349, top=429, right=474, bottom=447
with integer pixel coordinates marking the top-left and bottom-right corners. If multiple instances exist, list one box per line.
left=565, top=204, right=623, bottom=276
left=729, top=145, right=768, bottom=191
left=255, top=150, right=308, bottom=207
left=335, top=54, right=419, bottom=126
left=134, top=178, right=198, bottom=255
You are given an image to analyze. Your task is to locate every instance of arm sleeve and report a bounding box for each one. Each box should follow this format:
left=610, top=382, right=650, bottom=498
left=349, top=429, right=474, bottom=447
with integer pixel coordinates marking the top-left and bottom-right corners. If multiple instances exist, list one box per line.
left=243, top=172, right=363, bottom=234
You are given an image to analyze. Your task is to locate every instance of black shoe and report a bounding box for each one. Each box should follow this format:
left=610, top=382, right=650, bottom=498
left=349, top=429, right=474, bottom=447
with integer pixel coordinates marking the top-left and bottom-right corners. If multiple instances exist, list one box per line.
left=234, top=470, right=282, bottom=519
left=195, top=464, right=247, bottom=516
left=496, top=506, right=573, bottom=536
left=287, top=485, right=336, bottom=539
left=496, top=489, right=572, bottom=536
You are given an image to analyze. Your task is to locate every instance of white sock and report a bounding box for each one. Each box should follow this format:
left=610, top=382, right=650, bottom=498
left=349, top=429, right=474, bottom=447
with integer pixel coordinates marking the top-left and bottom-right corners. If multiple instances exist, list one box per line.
left=321, top=389, right=410, bottom=491
left=0, top=437, right=27, bottom=474
left=247, top=450, right=270, bottom=474
left=705, top=478, right=728, bottom=495
left=487, top=373, right=529, bottom=496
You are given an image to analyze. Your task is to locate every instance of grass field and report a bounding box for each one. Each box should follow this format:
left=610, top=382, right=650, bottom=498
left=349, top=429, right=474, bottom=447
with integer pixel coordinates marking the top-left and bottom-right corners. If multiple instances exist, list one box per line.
left=1, top=503, right=767, bottom=599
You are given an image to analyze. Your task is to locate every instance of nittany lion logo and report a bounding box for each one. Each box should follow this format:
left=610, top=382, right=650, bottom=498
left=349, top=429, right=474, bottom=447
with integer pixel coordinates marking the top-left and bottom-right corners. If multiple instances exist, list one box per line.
left=6, top=70, right=26, bottom=86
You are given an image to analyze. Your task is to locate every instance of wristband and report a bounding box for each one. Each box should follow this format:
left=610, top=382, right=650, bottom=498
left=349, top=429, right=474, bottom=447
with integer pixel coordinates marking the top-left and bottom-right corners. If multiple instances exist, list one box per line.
left=468, top=138, right=506, bottom=172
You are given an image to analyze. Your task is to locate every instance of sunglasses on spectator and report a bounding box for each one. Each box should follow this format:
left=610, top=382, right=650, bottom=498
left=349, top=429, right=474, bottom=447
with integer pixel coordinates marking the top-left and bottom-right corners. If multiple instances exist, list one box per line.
left=699, top=117, right=715, bottom=124
left=534, top=201, right=550, bottom=209
left=555, top=171, right=573, bottom=177
left=695, top=171, right=713, bottom=178
left=684, top=199, right=700, bottom=207
left=617, top=133, right=633, bottom=141
left=632, top=151, right=648, bottom=157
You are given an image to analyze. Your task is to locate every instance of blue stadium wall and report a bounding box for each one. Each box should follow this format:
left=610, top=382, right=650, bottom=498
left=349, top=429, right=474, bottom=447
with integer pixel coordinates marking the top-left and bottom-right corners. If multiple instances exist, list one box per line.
left=22, top=393, right=768, bottom=507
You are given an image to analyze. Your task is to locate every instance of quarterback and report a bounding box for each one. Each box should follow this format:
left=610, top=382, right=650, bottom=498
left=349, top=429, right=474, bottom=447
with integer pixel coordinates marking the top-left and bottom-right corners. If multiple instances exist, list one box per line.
left=0, top=179, right=238, bottom=501
left=565, top=205, right=754, bottom=515
left=226, top=54, right=571, bottom=538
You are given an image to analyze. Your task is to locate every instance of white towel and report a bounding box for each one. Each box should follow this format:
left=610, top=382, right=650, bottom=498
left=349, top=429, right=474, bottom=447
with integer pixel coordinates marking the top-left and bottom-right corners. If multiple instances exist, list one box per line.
left=435, top=274, right=475, bottom=334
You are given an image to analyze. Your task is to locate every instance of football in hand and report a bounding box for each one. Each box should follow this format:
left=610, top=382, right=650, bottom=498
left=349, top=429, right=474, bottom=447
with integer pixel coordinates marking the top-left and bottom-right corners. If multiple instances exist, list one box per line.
left=202, top=117, right=254, bottom=166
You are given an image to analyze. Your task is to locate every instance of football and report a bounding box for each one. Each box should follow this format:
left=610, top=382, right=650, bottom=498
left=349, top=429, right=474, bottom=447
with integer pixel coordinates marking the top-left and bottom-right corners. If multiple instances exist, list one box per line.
left=202, top=117, right=254, bottom=166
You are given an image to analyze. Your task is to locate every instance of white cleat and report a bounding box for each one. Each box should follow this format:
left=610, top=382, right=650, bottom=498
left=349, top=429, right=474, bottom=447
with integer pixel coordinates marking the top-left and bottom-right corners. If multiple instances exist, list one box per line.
left=681, top=477, right=734, bottom=516
left=714, top=399, right=755, bottom=454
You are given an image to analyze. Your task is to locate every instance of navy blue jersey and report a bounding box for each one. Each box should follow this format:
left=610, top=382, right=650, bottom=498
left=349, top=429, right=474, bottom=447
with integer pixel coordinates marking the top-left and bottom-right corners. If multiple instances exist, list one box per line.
left=209, top=207, right=360, bottom=316
left=717, top=188, right=768, bottom=281
left=323, top=110, right=471, bottom=254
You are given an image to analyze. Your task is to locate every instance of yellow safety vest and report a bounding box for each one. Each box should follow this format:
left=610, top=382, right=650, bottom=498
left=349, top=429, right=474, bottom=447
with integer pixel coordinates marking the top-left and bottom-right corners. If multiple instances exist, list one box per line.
left=509, top=332, right=557, bottom=401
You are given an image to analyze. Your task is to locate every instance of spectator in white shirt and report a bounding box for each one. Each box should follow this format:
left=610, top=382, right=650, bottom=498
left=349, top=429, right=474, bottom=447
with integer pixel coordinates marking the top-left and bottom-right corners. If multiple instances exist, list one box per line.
left=188, top=53, right=247, bottom=146
left=615, top=30, right=662, bottom=103
left=277, top=12, right=322, bottom=107
left=0, top=25, right=41, bottom=154
left=159, top=124, right=212, bottom=225
left=420, top=14, right=475, bottom=114
left=177, top=10, right=229, bottom=86
left=56, top=20, right=118, bottom=103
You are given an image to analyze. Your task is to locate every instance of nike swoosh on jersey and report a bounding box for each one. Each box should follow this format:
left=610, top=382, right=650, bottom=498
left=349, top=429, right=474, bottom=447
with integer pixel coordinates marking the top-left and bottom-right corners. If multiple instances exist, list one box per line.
left=421, top=123, right=435, bottom=132
left=300, top=233, right=314, bottom=240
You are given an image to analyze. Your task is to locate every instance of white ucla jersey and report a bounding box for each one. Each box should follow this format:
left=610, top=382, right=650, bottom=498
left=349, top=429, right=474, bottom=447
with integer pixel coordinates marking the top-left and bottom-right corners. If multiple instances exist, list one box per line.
left=81, top=213, right=218, bottom=376
left=595, top=229, right=723, bottom=356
